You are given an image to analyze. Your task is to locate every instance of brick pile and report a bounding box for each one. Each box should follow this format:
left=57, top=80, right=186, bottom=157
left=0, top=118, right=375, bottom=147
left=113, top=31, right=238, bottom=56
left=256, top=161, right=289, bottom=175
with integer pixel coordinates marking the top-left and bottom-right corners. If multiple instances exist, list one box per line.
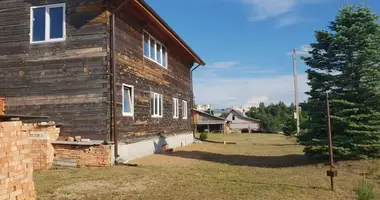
left=25, top=123, right=60, bottom=170
left=0, top=97, right=4, bottom=115
left=53, top=144, right=112, bottom=167
left=0, top=121, right=36, bottom=200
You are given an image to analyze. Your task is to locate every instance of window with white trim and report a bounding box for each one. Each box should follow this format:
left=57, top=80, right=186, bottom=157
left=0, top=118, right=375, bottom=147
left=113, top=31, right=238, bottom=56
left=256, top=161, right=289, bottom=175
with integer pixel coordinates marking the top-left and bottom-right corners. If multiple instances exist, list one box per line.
left=182, top=100, right=188, bottom=119
left=143, top=31, right=167, bottom=68
left=173, top=98, right=179, bottom=119
left=30, top=3, right=66, bottom=43
left=151, top=92, right=163, bottom=117
left=122, top=84, right=134, bottom=117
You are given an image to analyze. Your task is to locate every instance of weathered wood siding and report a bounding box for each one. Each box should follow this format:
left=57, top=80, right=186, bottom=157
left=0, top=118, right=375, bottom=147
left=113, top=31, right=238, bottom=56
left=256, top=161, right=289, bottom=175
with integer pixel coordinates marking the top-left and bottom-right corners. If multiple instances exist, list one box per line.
left=114, top=11, right=193, bottom=142
left=0, top=0, right=110, bottom=140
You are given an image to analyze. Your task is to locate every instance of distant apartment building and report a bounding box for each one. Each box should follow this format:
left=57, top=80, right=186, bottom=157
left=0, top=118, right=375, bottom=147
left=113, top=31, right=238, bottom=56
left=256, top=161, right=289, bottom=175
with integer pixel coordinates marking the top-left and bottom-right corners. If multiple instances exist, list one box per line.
left=231, top=106, right=251, bottom=115
left=197, top=104, right=212, bottom=111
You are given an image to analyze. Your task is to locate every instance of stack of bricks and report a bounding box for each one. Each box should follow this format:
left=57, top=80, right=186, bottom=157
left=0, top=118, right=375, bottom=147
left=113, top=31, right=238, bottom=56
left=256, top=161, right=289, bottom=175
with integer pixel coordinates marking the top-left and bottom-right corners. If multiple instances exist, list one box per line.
left=0, top=97, right=5, bottom=115
left=25, top=123, right=60, bottom=170
left=0, top=121, right=36, bottom=200
left=53, top=144, right=112, bottom=167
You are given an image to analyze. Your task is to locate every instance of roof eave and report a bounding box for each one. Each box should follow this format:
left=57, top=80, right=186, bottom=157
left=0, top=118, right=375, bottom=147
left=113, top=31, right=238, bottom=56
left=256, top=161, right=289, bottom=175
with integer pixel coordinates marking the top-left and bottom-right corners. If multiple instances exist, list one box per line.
left=135, top=0, right=206, bottom=66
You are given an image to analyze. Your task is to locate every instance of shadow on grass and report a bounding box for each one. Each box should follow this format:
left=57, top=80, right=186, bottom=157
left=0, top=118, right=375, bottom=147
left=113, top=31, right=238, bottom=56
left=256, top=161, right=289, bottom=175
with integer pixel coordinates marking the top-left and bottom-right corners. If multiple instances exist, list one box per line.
left=263, top=144, right=302, bottom=146
left=166, top=151, right=320, bottom=168
left=253, top=181, right=328, bottom=191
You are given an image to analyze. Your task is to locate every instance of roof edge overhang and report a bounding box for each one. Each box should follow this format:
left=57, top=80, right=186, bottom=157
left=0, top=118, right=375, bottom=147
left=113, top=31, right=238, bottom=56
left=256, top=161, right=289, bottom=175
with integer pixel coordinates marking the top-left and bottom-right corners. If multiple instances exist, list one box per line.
left=192, top=109, right=226, bottom=121
left=131, top=0, right=206, bottom=66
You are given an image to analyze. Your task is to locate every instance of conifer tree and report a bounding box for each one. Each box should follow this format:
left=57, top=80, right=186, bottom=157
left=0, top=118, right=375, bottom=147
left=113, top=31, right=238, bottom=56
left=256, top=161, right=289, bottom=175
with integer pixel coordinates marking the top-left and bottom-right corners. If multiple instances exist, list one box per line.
left=302, top=4, right=380, bottom=159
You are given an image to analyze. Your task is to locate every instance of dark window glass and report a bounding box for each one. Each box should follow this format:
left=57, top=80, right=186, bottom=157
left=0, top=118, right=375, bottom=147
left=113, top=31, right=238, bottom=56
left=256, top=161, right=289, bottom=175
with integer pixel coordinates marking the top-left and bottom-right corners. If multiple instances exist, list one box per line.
left=32, top=7, right=46, bottom=41
left=49, top=7, right=64, bottom=39
left=156, top=43, right=162, bottom=64
left=162, top=46, right=167, bottom=67
left=150, top=39, right=155, bottom=60
left=159, top=95, right=163, bottom=116
left=154, top=95, right=158, bottom=115
left=144, top=33, right=149, bottom=57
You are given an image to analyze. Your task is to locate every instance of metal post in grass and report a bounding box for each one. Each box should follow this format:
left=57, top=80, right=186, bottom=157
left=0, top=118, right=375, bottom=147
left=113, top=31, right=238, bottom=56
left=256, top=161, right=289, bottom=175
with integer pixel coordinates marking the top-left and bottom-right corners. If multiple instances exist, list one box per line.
left=326, top=92, right=337, bottom=191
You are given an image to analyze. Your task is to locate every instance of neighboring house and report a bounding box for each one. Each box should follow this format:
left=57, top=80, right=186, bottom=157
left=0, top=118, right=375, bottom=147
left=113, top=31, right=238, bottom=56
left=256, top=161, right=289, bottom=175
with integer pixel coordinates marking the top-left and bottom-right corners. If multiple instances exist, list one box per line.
left=0, top=0, right=205, bottom=161
left=221, top=109, right=262, bottom=133
left=192, top=110, right=229, bottom=134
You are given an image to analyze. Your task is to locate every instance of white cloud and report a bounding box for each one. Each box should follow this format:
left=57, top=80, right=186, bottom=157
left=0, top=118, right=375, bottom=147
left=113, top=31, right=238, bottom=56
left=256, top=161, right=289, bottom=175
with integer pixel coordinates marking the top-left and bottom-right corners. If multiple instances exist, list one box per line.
left=193, top=74, right=309, bottom=108
left=207, top=61, right=240, bottom=69
left=241, top=0, right=325, bottom=26
left=287, top=44, right=312, bottom=56
left=243, top=0, right=296, bottom=20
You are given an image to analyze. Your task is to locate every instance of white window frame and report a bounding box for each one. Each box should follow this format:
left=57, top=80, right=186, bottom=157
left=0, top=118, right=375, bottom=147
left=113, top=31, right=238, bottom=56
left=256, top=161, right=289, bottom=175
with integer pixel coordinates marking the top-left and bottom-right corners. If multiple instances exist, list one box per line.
left=173, top=98, right=179, bottom=119
left=151, top=92, right=163, bottom=118
left=182, top=100, right=188, bottom=119
left=30, top=3, right=66, bottom=44
left=143, top=31, right=168, bottom=69
left=122, top=84, right=134, bottom=117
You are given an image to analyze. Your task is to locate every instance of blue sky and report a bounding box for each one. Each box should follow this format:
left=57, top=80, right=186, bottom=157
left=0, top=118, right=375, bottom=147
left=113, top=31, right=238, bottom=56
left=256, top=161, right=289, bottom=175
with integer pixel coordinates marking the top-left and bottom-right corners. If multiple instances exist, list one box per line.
left=146, top=0, right=380, bottom=108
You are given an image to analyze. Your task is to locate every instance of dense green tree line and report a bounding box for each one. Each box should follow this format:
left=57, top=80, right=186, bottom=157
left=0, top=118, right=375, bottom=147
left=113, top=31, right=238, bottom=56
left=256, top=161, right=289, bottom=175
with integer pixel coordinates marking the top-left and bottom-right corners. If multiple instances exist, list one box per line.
left=246, top=102, right=303, bottom=134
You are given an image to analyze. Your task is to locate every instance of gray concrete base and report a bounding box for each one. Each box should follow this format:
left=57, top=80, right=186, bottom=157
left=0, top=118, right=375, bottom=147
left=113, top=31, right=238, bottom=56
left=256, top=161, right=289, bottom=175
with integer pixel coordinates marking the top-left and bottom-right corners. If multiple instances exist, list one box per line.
left=116, top=133, right=194, bottom=161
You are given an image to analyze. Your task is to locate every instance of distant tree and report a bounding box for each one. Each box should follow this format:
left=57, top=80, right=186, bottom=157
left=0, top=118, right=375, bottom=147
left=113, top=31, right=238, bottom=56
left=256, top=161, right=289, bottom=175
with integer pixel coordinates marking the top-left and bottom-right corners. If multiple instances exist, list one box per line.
left=301, top=4, right=380, bottom=159
left=283, top=117, right=297, bottom=136
left=246, top=101, right=300, bottom=133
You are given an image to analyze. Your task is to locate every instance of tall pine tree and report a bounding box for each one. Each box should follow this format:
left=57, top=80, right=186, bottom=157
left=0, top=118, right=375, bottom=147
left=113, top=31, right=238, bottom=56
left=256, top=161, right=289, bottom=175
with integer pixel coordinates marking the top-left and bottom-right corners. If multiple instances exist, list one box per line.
left=302, top=4, right=380, bottom=159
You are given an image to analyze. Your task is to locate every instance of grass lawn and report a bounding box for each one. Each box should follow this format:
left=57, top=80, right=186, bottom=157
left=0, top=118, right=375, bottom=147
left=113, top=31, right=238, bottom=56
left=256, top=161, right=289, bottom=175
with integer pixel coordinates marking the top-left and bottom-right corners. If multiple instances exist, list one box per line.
left=35, top=133, right=380, bottom=200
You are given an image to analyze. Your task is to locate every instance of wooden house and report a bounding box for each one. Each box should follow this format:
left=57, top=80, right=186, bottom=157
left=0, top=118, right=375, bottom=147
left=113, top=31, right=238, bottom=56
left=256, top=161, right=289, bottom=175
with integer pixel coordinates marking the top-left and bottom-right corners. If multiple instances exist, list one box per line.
left=192, top=109, right=229, bottom=134
left=221, top=109, right=262, bottom=133
left=0, top=0, right=205, bottom=161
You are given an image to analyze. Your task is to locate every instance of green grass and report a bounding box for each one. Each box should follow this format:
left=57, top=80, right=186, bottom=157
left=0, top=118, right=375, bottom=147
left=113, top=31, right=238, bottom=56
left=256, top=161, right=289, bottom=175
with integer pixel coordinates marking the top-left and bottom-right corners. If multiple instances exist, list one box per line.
left=34, top=134, right=380, bottom=200
left=355, top=180, right=376, bottom=200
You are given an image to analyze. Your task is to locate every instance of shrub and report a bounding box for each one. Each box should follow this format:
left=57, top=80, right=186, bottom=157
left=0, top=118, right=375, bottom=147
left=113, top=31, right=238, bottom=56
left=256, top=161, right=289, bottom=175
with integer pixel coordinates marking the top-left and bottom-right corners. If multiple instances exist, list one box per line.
left=199, top=133, right=208, bottom=141
left=355, top=180, right=376, bottom=200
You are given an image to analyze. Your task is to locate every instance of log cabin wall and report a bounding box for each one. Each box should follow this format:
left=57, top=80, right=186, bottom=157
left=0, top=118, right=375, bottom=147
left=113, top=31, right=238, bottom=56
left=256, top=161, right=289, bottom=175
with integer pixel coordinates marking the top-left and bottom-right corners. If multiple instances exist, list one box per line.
left=113, top=9, right=194, bottom=143
left=0, top=0, right=110, bottom=140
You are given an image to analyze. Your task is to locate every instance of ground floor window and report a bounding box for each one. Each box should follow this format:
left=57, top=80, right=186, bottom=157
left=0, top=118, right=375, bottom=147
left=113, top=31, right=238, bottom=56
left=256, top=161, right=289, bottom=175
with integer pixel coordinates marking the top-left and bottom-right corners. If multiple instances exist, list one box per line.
left=151, top=92, right=163, bottom=117
left=182, top=100, right=188, bottom=119
left=122, top=84, right=134, bottom=116
left=173, top=98, right=179, bottom=119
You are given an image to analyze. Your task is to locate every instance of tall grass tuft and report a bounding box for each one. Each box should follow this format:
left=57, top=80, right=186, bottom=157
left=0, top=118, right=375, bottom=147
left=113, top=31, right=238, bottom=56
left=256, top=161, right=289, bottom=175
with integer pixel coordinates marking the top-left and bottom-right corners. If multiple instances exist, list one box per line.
left=355, top=180, right=376, bottom=200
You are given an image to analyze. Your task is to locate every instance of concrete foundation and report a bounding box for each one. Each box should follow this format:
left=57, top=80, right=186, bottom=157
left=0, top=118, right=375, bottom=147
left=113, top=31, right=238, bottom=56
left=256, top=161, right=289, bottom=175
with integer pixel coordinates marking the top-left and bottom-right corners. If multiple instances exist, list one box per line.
left=116, top=133, right=194, bottom=161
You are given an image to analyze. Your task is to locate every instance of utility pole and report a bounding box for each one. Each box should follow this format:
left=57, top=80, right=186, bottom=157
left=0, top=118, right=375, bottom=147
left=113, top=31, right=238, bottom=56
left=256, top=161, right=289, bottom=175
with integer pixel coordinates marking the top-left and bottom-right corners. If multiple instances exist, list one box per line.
left=326, top=92, right=337, bottom=191
left=292, top=49, right=300, bottom=136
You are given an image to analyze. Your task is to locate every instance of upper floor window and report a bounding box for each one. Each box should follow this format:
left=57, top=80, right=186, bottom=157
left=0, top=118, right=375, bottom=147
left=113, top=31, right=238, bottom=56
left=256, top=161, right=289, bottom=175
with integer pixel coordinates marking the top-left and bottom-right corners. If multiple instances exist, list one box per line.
left=122, top=84, right=134, bottom=117
left=151, top=92, right=163, bottom=118
left=173, top=98, right=179, bottom=119
left=144, top=31, right=167, bottom=68
left=30, top=3, right=65, bottom=43
left=232, top=115, right=236, bottom=120
left=182, top=100, right=188, bottom=119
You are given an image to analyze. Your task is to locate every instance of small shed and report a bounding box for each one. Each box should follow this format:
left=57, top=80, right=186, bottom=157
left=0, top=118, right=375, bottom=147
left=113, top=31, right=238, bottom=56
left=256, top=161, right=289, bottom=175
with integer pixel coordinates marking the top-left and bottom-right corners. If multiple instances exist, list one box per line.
left=192, top=109, right=229, bottom=134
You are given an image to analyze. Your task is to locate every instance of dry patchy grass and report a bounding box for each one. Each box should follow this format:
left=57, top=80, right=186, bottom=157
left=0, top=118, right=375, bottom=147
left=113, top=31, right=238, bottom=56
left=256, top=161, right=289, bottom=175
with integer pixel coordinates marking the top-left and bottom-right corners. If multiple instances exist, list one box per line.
left=35, top=133, right=380, bottom=200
